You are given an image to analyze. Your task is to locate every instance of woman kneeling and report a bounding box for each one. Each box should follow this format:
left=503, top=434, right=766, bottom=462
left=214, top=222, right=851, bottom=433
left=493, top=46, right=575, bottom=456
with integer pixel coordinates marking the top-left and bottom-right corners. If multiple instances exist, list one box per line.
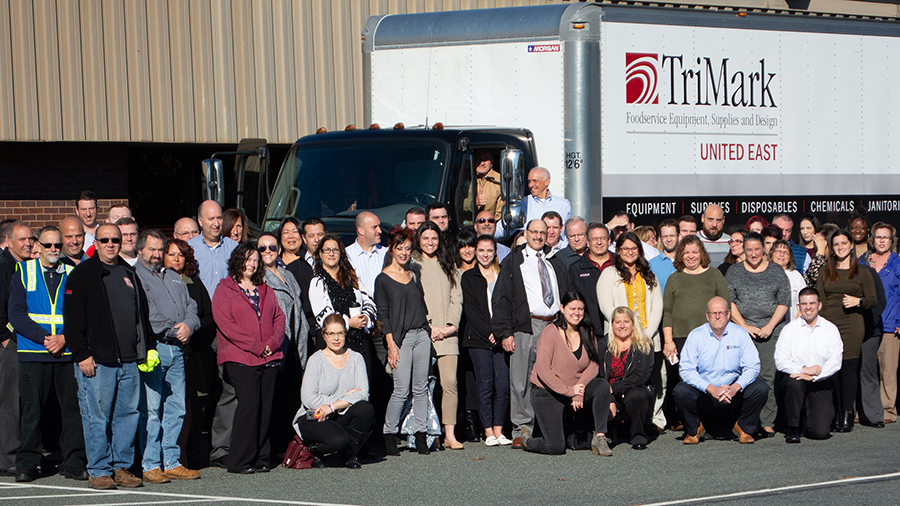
left=295, top=315, right=375, bottom=469
left=524, top=291, right=614, bottom=456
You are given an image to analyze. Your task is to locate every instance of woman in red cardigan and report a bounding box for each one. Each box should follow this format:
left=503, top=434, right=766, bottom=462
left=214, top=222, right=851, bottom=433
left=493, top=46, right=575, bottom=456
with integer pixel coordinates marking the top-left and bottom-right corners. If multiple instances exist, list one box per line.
left=213, top=242, right=286, bottom=474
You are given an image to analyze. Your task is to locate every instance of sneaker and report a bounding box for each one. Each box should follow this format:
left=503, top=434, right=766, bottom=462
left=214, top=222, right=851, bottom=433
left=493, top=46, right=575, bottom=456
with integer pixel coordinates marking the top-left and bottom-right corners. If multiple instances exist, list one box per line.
left=142, top=468, right=171, bottom=484
left=89, top=475, right=117, bottom=490
left=164, top=465, right=200, bottom=480
left=484, top=436, right=500, bottom=447
left=496, top=435, right=514, bottom=446
left=113, top=468, right=143, bottom=488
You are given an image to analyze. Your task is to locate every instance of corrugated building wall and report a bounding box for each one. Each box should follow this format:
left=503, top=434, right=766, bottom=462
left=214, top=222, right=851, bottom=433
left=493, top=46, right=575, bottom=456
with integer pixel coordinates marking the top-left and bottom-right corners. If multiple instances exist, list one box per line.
left=2, top=0, right=899, bottom=146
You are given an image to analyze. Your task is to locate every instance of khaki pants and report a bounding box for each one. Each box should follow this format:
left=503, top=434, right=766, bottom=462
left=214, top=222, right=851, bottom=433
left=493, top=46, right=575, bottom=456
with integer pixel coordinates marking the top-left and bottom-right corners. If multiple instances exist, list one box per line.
left=878, top=332, right=900, bottom=421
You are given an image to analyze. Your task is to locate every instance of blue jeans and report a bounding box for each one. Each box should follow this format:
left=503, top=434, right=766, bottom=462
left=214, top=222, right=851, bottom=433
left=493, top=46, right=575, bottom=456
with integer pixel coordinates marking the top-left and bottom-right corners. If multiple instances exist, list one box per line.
left=75, top=362, right=140, bottom=478
left=139, top=343, right=186, bottom=471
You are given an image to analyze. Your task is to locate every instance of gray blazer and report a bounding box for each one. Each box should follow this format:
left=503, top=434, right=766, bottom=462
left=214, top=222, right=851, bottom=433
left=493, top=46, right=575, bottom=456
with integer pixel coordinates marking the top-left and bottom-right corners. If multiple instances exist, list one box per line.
left=265, top=266, right=310, bottom=368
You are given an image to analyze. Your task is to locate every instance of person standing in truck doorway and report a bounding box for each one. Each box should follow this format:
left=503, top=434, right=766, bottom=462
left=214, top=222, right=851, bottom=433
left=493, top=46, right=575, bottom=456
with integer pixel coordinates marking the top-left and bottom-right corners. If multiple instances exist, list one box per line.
left=524, top=167, right=572, bottom=225
left=463, top=149, right=504, bottom=222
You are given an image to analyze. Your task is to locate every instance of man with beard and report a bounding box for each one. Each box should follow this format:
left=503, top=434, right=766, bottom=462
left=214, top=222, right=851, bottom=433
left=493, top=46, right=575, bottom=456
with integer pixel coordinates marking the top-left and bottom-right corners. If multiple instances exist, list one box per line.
left=697, top=205, right=731, bottom=266
left=8, top=226, right=87, bottom=482
left=134, top=230, right=200, bottom=483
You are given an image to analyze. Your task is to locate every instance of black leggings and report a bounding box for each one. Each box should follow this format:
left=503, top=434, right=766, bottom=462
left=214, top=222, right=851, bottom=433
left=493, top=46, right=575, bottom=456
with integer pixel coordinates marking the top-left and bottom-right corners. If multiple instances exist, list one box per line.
left=833, top=358, right=860, bottom=413
left=526, top=377, right=611, bottom=455
left=294, top=401, right=376, bottom=455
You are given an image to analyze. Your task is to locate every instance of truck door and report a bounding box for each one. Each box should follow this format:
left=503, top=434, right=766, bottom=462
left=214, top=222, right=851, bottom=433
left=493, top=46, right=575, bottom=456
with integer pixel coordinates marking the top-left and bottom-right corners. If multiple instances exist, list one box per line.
left=200, top=138, right=273, bottom=237
left=454, top=146, right=507, bottom=228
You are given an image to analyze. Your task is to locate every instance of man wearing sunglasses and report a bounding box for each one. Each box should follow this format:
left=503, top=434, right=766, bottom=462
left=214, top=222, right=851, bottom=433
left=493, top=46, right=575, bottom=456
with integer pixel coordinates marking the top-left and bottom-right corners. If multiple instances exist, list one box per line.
left=8, top=226, right=86, bottom=483
left=64, top=224, right=156, bottom=490
left=475, top=210, right=509, bottom=262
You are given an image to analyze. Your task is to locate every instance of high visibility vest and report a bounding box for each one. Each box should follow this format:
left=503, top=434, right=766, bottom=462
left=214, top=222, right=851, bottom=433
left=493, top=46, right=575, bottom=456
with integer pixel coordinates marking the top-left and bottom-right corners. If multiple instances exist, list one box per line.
left=16, top=259, right=73, bottom=356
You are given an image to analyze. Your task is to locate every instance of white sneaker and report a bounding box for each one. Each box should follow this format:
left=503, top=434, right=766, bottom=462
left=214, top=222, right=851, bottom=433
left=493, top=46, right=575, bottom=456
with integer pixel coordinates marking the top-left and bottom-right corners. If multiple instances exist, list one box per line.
left=484, top=436, right=500, bottom=447
left=496, top=435, right=514, bottom=446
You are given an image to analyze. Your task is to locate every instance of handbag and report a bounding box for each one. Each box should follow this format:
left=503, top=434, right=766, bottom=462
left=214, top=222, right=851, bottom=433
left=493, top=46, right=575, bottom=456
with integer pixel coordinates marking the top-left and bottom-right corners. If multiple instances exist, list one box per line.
left=282, top=435, right=313, bottom=469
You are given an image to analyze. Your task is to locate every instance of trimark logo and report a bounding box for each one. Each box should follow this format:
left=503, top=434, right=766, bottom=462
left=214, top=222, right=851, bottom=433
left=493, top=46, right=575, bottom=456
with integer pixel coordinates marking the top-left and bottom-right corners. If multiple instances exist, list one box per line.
left=625, top=53, right=659, bottom=105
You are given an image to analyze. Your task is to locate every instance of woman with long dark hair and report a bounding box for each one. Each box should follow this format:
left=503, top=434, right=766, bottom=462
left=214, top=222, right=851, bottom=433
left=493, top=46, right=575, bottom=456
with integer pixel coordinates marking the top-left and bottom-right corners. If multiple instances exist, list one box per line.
left=223, top=208, right=248, bottom=243
left=817, top=229, right=877, bottom=432
left=213, top=242, right=286, bottom=473
left=308, top=234, right=377, bottom=374
left=376, top=228, right=433, bottom=455
left=523, top=291, right=612, bottom=456
left=411, top=221, right=464, bottom=449
left=276, top=217, right=304, bottom=266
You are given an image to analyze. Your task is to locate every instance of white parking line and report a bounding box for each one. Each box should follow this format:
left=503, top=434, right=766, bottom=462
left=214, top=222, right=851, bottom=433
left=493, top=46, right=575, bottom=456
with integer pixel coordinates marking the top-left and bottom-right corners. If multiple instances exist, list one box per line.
left=0, top=492, right=127, bottom=500
left=639, top=471, right=900, bottom=505
left=0, top=482, right=360, bottom=505
left=69, top=500, right=220, bottom=506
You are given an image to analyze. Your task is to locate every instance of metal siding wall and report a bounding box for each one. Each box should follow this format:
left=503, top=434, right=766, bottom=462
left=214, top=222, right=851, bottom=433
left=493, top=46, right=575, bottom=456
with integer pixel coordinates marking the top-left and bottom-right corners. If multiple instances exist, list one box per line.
left=10, top=0, right=39, bottom=140
left=147, top=0, right=176, bottom=142
left=3, top=0, right=897, bottom=144
left=0, top=0, right=16, bottom=139
left=57, top=0, right=86, bottom=141
left=80, top=0, right=108, bottom=140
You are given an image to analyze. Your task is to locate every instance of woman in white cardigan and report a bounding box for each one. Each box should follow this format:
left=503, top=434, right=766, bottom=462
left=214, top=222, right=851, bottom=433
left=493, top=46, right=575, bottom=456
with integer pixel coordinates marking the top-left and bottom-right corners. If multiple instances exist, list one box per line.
left=596, top=232, right=664, bottom=428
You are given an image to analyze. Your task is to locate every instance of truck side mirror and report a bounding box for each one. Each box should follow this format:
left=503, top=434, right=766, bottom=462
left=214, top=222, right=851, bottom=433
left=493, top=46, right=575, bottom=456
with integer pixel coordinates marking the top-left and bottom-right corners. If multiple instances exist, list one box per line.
left=500, top=149, right=526, bottom=233
left=201, top=158, right=225, bottom=209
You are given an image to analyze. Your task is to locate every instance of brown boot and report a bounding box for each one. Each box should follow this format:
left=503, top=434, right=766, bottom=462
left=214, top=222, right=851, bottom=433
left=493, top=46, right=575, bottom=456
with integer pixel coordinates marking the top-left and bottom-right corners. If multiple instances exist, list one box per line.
left=733, top=422, right=755, bottom=444
left=88, top=475, right=117, bottom=490
left=164, top=465, right=200, bottom=480
left=683, top=422, right=704, bottom=445
left=142, top=468, right=171, bottom=484
left=113, top=468, right=144, bottom=488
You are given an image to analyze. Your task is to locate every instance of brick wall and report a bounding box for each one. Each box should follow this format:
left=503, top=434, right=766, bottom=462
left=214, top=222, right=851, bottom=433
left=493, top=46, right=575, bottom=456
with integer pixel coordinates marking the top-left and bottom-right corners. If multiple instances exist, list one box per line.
left=0, top=198, right=129, bottom=230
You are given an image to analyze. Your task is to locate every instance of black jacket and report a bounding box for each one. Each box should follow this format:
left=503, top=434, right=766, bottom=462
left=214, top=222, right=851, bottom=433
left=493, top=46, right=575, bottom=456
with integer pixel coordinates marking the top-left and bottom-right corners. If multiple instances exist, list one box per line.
left=491, top=245, right=571, bottom=339
left=0, top=249, right=16, bottom=344
left=63, top=255, right=155, bottom=365
left=185, top=274, right=215, bottom=353
left=461, top=267, right=497, bottom=350
left=554, top=246, right=582, bottom=271
left=568, top=250, right=606, bottom=338
left=597, top=336, right=654, bottom=399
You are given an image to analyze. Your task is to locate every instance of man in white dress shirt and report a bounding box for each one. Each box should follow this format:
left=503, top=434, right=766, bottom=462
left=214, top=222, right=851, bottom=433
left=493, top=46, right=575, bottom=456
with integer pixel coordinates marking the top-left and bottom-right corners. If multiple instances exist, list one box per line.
left=345, top=212, right=386, bottom=297
left=775, top=287, right=843, bottom=442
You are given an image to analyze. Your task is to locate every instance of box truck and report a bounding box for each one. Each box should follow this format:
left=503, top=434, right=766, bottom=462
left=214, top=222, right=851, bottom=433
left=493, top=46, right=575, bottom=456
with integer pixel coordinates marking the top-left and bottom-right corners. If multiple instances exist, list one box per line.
left=206, top=3, right=900, bottom=239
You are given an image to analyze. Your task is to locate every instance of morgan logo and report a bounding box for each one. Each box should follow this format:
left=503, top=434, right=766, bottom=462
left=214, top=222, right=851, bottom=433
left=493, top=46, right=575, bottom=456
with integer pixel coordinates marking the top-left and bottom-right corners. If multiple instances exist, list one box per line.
left=626, top=53, right=659, bottom=105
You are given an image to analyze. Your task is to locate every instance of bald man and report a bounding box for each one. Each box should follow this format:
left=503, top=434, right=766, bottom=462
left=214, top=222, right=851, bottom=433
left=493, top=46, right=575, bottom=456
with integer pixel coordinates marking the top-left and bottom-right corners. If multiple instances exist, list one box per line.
left=345, top=211, right=387, bottom=297
left=173, top=218, right=200, bottom=242
left=697, top=204, right=731, bottom=266
left=60, top=217, right=89, bottom=265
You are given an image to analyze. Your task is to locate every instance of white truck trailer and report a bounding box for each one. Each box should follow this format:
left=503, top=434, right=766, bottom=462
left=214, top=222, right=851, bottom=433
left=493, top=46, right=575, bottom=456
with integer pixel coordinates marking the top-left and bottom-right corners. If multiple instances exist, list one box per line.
left=362, top=3, right=900, bottom=227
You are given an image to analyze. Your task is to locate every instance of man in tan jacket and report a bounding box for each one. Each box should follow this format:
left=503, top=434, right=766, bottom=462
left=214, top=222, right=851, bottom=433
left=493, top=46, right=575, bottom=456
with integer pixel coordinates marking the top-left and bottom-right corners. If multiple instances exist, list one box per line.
left=463, top=149, right=504, bottom=221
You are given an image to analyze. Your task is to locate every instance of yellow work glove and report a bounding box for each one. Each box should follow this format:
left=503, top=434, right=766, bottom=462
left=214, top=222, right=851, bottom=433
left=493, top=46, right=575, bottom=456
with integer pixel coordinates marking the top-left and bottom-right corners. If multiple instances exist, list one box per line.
left=138, top=349, right=160, bottom=373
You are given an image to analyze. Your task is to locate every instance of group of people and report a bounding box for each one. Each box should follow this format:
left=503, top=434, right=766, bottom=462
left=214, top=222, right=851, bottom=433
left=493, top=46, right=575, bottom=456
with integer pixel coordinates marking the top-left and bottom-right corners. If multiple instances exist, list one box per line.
left=0, top=174, right=896, bottom=488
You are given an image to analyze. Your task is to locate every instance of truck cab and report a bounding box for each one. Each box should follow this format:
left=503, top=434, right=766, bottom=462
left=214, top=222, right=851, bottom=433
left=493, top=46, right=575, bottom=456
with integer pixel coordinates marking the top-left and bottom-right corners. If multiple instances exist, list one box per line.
left=254, top=126, right=538, bottom=244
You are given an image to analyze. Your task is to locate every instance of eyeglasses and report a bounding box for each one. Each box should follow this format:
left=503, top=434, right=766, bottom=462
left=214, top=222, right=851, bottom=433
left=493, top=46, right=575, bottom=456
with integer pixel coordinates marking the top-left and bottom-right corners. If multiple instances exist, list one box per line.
left=567, top=232, right=586, bottom=239
left=323, top=331, right=347, bottom=338
left=476, top=218, right=496, bottom=224
left=97, top=237, right=122, bottom=244
left=39, top=242, right=63, bottom=249
left=706, top=311, right=729, bottom=318
left=618, top=246, right=638, bottom=253
left=257, top=245, right=278, bottom=253
left=728, top=239, right=744, bottom=245
left=320, top=248, right=341, bottom=255
left=874, top=236, right=892, bottom=241
left=526, top=229, right=546, bottom=235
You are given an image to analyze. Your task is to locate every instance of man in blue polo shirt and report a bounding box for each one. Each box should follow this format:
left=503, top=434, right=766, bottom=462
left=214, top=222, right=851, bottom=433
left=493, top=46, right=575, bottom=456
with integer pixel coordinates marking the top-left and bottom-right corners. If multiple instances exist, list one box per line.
left=673, top=296, right=769, bottom=445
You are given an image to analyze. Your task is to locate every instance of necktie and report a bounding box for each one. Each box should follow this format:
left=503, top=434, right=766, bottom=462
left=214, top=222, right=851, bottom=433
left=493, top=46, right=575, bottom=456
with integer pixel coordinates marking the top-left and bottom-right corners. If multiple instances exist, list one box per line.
left=536, top=252, right=553, bottom=308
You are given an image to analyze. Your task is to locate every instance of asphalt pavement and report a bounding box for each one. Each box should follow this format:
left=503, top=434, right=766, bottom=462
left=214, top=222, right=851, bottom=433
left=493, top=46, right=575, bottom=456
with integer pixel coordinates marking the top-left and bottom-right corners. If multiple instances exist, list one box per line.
left=1, top=422, right=898, bottom=506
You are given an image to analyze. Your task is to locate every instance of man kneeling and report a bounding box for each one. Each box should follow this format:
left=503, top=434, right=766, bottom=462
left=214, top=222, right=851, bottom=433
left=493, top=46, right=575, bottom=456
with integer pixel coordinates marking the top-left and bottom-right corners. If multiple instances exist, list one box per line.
left=673, top=296, right=769, bottom=444
left=774, top=287, right=842, bottom=442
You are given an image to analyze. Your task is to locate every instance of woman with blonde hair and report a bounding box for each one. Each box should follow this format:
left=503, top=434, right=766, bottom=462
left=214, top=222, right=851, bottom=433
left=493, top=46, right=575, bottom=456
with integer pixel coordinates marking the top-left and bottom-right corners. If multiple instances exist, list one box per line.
left=598, top=307, right=654, bottom=450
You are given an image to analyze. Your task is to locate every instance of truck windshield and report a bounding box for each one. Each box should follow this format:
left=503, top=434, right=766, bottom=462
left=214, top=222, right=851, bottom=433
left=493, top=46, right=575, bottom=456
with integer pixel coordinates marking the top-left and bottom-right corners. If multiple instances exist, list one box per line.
left=264, top=139, right=447, bottom=233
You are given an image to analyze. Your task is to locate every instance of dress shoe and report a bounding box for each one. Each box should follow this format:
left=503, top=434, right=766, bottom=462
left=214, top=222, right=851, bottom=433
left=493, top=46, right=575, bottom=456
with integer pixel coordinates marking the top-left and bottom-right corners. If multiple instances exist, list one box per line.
left=733, top=422, right=755, bottom=444
left=227, top=467, right=255, bottom=474
left=632, top=443, right=647, bottom=450
left=15, top=468, right=38, bottom=482
left=785, top=427, right=801, bottom=444
left=0, top=467, right=15, bottom=477
left=164, top=465, right=200, bottom=480
left=414, top=432, right=430, bottom=455
left=835, top=411, right=853, bottom=433
left=511, top=437, right=523, bottom=449
left=591, top=434, right=613, bottom=456
left=64, top=467, right=89, bottom=481
left=209, top=456, right=228, bottom=469
left=870, top=421, right=885, bottom=428
left=383, top=433, right=400, bottom=456
left=143, top=468, right=171, bottom=484
left=113, top=468, right=143, bottom=488
left=255, top=465, right=270, bottom=473
left=89, top=475, right=117, bottom=490
left=345, top=456, right=361, bottom=469
left=683, top=422, right=704, bottom=445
